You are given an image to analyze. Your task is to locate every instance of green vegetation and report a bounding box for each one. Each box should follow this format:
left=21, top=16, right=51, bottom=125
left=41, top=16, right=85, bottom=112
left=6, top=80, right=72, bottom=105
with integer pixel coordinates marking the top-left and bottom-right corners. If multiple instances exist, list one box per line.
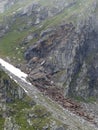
left=0, top=0, right=95, bottom=63
left=8, top=99, right=64, bottom=130
left=0, top=0, right=37, bottom=22
left=11, top=99, right=34, bottom=130
left=85, top=97, right=96, bottom=103
left=0, top=70, right=66, bottom=129
left=0, top=117, right=5, bottom=130
left=74, top=95, right=96, bottom=103
left=74, top=96, right=86, bottom=102
left=0, top=19, right=38, bottom=62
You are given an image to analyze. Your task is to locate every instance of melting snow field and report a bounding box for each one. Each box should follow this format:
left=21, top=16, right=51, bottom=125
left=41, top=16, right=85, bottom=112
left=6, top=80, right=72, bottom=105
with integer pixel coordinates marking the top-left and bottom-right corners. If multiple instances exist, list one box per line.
left=0, top=58, right=32, bottom=93
left=0, top=58, right=27, bottom=81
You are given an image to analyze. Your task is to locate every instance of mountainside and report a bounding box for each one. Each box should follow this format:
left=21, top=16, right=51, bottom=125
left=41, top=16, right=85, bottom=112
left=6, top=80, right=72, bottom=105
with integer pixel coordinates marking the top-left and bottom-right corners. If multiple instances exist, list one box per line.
left=0, top=0, right=98, bottom=129
left=1, top=61, right=98, bottom=130
left=0, top=69, right=69, bottom=130
left=25, top=21, right=98, bottom=101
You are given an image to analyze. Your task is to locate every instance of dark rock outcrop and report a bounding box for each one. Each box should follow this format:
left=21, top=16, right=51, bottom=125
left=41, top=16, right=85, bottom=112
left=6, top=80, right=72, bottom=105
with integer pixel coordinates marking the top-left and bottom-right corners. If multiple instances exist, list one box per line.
left=25, top=20, right=98, bottom=101
left=0, top=69, right=25, bottom=104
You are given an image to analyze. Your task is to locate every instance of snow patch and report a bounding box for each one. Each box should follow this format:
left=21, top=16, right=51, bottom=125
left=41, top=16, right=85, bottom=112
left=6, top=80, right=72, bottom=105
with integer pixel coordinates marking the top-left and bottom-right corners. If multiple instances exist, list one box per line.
left=0, top=58, right=27, bottom=82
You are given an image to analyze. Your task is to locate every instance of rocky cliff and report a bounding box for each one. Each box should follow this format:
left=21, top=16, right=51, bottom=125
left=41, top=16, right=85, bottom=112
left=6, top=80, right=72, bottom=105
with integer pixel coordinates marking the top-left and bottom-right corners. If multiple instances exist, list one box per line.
left=25, top=14, right=98, bottom=101
left=0, top=0, right=97, bottom=101
left=0, top=0, right=98, bottom=129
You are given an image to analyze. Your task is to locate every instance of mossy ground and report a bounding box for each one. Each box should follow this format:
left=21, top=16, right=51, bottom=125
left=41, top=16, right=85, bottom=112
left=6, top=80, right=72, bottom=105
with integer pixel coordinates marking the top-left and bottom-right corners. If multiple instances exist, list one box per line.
left=0, top=93, right=54, bottom=130
left=6, top=99, right=65, bottom=130
left=0, top=117, right=5, bottom=130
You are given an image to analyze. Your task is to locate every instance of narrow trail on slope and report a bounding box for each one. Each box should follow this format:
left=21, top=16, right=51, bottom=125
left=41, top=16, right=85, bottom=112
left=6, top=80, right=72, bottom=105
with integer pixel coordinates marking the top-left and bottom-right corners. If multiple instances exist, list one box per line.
left=0, top=58, right=98, bottom=130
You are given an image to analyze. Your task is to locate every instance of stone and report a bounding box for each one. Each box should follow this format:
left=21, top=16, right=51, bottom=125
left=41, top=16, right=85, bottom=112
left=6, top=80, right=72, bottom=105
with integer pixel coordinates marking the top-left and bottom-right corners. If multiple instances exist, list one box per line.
left=40, top=28, right=56, bottom=37
left=55, top=126, right=65, bottom=130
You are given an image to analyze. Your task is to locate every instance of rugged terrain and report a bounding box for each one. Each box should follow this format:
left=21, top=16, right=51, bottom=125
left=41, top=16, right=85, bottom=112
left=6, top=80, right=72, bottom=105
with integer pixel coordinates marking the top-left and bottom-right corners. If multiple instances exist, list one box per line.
left=0, top=0, right=98, bottom=129
left=0, top=60, right=98, bottom=130
left=0, top=69, right=69, bottom=130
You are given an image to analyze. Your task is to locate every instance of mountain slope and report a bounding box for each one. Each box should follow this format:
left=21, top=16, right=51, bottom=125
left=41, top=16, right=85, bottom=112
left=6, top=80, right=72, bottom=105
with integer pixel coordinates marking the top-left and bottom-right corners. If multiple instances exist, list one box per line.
left=0, top=69, right=68, bottom=130
left=0, top=0, right=96, bottom=59
left=0, top=59, right=98, bottom=130
left=0, top=0, right=98, bottom=129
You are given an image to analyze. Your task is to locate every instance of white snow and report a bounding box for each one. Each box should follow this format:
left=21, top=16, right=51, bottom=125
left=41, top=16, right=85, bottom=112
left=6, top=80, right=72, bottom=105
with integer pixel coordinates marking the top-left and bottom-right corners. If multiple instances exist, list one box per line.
left=0, top=58, right=27, bottom=81
left=0, top=58, right=32, bottom=94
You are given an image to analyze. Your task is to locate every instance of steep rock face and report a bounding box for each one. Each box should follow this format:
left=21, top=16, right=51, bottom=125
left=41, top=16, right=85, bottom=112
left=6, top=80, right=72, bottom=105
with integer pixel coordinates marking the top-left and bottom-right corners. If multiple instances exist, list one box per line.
left=25, top=20, right=98, bottom=100
left=24, top=23, right=80, bottom=92
left=68, top=27, right=98, bottom=100
left=1, top=0, right=98, bottom=101
left=0, top=70, right=25, bottom=102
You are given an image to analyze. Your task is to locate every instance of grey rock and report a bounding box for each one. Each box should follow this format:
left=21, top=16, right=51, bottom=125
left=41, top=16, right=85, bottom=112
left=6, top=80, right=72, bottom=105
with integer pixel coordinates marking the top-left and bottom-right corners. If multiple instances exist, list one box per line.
left=55, top=126, right=65, bottom=130
left=25, top=20, right=98, bottom=101
left=40, top=28, right=56, bottom=37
